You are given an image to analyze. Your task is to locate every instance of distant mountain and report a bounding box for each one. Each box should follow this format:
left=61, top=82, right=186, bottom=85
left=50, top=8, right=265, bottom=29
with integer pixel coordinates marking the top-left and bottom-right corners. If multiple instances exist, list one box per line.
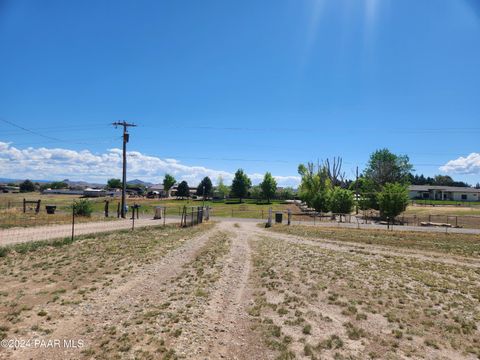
left=127, top=179, right=153, bottom=186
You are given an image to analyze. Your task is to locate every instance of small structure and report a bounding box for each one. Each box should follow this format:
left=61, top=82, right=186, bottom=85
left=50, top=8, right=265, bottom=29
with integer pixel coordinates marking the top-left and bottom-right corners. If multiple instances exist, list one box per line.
left=409, top=185, right=480, bottom=202
left=0, top=184, right=20, bottom=193
left=83, top=188, right=107, bottom=197
left=147, top=184, right=167, bottom=198
left=42, top=189, right=84, bottom=195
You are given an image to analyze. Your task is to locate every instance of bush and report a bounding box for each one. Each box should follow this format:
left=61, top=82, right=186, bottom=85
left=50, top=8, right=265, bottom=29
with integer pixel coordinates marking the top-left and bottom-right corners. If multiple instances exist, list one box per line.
left=377, top=183, right=409, bottom=221
left=311, top=190, right=330, bottom=212
left=73, top=199, right=93, bottom=217
left=329, top=187, right=354, bottom=215
left=0, top=247, right=9, bottom=258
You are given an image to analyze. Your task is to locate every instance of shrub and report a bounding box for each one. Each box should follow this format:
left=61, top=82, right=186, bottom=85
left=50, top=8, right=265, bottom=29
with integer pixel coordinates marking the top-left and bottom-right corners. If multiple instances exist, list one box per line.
left=329, top=187, right=354, bottom=216
left=0, top=247, right=9, bottom=257
left=73, top=199, right=93, bottom=217
left=377, top=183, right=409, bottom=221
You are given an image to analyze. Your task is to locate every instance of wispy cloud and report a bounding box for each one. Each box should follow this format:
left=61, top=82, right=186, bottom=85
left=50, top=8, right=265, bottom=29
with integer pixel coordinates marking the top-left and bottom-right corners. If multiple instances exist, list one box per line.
left=440, top=153, right=480, bottom=174
left=0, top=142, right=300, bottom=187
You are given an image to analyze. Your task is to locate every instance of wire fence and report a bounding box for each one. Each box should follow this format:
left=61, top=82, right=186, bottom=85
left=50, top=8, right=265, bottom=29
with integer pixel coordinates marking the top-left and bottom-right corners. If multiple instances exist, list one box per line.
left=3, top=197, right=480, bottom=247
left=0, top=205, right=209, bottom=247
left=263, top=209, right=480, bottom=231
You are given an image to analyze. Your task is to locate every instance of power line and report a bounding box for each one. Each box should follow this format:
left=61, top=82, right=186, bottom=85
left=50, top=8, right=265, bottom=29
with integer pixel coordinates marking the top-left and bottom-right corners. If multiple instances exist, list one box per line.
left=0, top=118, right=65, bottom=142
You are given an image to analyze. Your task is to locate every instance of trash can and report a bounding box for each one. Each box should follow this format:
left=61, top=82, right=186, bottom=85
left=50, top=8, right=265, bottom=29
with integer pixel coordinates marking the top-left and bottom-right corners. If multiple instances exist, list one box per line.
left=275, top=212, right=283, bottom=223
left=45, top=205, right=56, bottom=214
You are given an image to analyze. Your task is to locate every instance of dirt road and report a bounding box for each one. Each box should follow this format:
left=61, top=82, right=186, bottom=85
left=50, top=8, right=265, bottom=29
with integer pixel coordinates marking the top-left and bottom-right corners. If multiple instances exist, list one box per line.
left=5, top=221, right=269, bottom=360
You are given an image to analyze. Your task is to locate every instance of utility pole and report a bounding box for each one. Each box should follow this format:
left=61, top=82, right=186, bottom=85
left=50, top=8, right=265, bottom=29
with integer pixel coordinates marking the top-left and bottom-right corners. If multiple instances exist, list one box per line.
left=112, top=121, right=137, bottom=218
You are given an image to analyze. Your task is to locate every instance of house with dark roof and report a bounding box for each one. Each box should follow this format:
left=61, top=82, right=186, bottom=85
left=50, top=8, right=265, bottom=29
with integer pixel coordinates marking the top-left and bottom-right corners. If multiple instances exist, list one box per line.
left=408, top=185, right=480, bottom=202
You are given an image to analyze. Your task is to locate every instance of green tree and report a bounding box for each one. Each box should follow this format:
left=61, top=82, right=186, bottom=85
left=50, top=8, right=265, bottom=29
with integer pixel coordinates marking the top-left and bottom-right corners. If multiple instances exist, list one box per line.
left=215, top=176, right=229, bottom=199
left=433, top=175, right=454, bottom=186
left=377, top=183, right=409, bottom=223
left=350, top=176, right=378, bottom=210
left=364, top=149, right=413, bottom=187
left=329, top=187, right=354, bottom=221
left=250, top=185, right=261, bottom=200
left=50, top=181, right=68, bottom=189
left=176, top=180, right=190, bottom=199
left=163, top=174, right=176, bottom=197
left=260, top=172, right=277, bottom=203
left=196, top=176, right=213, bottom=198
left=298, top=163, right=331, bottom=212
left=279, top=187, right=295, bottom=200
left=19, top=180, right=35, bottom=193
left=107, top=178, right=122, bottom=189
left=230, top=169, right=252, bottom=203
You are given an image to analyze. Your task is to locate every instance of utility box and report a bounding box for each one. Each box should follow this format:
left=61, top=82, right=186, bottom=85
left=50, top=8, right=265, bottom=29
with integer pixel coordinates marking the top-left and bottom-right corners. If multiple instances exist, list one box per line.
left=275, top=212, right=283, bottom=223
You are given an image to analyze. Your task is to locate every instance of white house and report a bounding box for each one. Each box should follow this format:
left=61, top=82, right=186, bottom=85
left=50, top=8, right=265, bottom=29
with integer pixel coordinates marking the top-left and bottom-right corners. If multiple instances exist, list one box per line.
left=408, top=185, right=480, bottom=202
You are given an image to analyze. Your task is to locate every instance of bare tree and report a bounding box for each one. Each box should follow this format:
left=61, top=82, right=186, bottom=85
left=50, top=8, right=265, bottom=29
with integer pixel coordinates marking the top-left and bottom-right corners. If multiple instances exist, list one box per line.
left=323, top=157, right=345, bottom=187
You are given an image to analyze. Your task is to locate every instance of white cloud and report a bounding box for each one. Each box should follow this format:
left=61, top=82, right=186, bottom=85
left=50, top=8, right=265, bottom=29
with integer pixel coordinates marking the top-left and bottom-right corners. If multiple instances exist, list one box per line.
left=440, top=153, right=480, bottom=174
left=0, top=142, right=300, bottom=187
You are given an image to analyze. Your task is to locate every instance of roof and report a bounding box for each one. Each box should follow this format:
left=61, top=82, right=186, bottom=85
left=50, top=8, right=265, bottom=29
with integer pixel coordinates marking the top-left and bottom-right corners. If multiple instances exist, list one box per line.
left=148, top=184, right=164, bottom=191
left=408, top=185, right=480, bottom=193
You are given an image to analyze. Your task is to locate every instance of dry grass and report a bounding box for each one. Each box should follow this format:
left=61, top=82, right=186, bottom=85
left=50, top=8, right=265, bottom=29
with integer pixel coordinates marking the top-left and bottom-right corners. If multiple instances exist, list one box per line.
left=0, top=223, right=213, bottom=348
left=268, top=225, right=480, bottom=258
left=82, top=230, right=231, bottom=359
left=249, top=232, right=480, bottom=359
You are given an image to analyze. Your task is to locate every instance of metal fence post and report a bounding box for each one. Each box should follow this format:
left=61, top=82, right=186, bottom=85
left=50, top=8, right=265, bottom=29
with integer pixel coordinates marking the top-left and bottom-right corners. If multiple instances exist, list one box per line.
left=71, top=204, right=75, bottom=241
left=266, top=207, right=272, bottom=227
left=132, top=207, right=135, bottom=230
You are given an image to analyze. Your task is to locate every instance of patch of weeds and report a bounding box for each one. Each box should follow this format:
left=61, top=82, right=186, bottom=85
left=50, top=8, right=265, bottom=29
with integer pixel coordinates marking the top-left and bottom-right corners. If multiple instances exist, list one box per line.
left=302, top=324, right=312, bottom=335
left=318, top=334, right=344, bottom=350
left=424, top=339, right=440, bottom=349
left=343, top=322, right=366, bottom=340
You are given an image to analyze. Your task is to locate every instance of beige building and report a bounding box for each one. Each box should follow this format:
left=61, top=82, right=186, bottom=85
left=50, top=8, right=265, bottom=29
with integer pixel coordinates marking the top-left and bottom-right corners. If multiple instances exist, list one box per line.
left=409, top=185, right=480, bottom=202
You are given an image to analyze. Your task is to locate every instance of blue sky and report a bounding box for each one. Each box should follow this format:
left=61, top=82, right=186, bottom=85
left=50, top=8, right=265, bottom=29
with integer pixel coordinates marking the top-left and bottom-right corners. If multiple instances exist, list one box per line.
left=1, top=0, right=480, bottom=186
